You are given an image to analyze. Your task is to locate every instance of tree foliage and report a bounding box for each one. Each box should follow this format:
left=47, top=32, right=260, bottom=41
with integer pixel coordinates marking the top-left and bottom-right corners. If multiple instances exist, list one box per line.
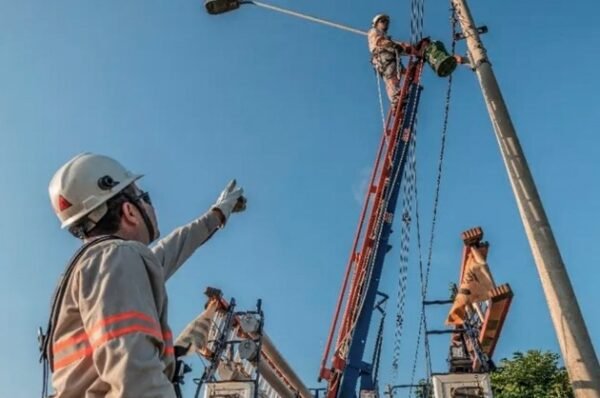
left=491, top=350, right=573, bottom=398
left=414, top=379, right=432, bottom=398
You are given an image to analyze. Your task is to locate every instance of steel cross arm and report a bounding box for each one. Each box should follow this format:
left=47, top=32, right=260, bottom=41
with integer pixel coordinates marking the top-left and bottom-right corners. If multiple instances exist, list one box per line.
left=423, top=299, right=453, bottom=305
left=384, top=384, right=428, bottom=397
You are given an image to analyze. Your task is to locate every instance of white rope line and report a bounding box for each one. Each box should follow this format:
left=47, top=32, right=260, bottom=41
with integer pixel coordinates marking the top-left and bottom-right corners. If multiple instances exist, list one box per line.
left=376, top=73, right=387, bottom=130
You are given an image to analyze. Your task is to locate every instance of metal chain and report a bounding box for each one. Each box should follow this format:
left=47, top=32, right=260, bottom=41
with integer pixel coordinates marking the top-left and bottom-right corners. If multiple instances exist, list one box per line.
left=389, top=0, right=426, bottom=381
left=391, top=124, right=417, bottom=378
left=407, top=7, right=458, bottom=394
left=410, top=0, right=425, bottom=43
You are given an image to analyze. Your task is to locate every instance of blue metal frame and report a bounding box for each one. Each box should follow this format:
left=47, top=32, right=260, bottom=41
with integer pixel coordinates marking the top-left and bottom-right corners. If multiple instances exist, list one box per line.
left=337, top=83, right=423, bottom=398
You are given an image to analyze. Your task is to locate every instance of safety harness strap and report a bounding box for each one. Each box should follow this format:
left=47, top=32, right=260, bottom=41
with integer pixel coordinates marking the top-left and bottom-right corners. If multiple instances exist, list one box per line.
left=38, top=235, right=121, bottom=397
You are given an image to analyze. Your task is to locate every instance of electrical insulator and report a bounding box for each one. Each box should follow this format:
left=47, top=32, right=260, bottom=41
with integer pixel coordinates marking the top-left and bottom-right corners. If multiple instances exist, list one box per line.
left=238, top=339, right=259, bottom=361
left=239, top=314, right=260, bottom=334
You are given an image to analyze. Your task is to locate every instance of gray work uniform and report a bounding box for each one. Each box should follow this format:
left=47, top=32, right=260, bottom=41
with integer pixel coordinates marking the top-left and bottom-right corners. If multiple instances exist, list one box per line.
left=49, top=211, right=221, bottom=398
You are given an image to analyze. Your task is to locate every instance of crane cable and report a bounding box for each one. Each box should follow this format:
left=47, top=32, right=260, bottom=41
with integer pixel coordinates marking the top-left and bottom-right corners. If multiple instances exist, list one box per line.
left=408, top=7, right=458, bottom=396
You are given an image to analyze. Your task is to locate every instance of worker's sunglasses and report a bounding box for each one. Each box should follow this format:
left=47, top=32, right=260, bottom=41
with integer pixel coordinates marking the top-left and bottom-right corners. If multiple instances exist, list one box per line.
left=131, top=191, right=152, bottom=206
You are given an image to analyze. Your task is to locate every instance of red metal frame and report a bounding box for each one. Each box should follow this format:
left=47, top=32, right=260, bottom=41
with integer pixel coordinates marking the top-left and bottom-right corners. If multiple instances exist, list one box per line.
left=453, top=228, right=513, bottom=372
left=319, top=59, right=425, bottom=398
left=479, top=284, right=513, bottom=359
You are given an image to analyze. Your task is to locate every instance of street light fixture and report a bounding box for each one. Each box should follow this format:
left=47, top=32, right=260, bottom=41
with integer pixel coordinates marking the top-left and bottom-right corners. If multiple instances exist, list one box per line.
left=204, top=0, right=241, bottom=15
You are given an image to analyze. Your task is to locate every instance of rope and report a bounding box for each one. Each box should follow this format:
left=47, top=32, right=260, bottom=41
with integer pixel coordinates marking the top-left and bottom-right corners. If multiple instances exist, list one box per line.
left=376, top=73, right=387, bottom=130
left=247, top=1, right=367, bottom=37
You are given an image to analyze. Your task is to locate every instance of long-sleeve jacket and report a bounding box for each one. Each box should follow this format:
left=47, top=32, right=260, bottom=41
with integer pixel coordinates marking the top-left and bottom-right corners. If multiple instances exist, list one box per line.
left=368, top=28, right=395, bottom=54
left=49, top=210, right=222, bottom=398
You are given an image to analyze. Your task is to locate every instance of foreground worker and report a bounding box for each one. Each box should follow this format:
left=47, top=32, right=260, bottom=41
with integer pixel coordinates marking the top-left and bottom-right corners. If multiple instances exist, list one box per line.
left=40, top=153, right=246, bottom=398
left=368, top=14, right=464, bottom=105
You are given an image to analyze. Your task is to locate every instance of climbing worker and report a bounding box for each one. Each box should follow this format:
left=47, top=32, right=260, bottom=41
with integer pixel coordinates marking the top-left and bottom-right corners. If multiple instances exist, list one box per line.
left=368, top=13, right=466, bottom=105
left=368, top=13, right=415, bottom=105
left=40, top=153, right=247, bottom=398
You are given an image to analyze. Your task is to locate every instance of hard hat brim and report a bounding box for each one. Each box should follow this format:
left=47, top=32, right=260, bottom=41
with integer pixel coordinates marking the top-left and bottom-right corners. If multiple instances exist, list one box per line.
left=59, top=174, right=143, bottom=229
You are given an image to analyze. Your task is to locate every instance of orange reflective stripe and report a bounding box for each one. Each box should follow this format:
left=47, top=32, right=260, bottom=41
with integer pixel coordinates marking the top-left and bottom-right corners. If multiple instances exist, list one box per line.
left=53, top=332, right=89, bottom=355
left=53, top=326, right=171, bottom=369
left=163, top=329, right=174, bottom=356
left=91, top=325, right=163, bottom=348
left=53, top=311, right=161, bottom=355
left=88, top=311, right=159, bottom=337
left=54, top=346, right=94, bottom=370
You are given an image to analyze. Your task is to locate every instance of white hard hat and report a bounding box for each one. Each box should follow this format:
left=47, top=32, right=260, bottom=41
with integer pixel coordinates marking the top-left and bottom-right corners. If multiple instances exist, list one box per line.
left=49, top=153, right=142, bottom=229
left=372, top=14, right=390, bottom=27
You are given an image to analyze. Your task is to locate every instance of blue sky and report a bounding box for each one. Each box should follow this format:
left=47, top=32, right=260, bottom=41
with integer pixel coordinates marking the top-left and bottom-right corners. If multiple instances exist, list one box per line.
left=1, top=0, right=599, bottom=397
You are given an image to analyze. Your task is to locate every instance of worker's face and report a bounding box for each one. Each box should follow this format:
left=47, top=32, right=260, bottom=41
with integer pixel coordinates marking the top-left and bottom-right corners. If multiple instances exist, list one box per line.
left=377, top=19, right=389, bottom=31
left=130, top=184, right=160, bottom=244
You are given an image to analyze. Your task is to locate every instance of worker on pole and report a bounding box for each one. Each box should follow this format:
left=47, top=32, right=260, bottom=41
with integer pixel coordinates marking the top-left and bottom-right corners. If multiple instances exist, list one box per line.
left=368, top=14, right=465, bottom=105
left=39, top=153, right=246, bottom=398
left=368, top=14, right=415, bottom=105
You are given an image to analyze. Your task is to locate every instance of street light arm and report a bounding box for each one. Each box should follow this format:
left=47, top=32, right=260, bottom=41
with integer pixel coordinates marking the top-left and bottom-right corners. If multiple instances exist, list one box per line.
left=205, top=0, right=367, bottom=36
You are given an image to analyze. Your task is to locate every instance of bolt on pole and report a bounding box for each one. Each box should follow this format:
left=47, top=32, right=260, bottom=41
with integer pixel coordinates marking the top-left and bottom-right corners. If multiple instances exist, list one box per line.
left=450, top=0, right=600, bottom=395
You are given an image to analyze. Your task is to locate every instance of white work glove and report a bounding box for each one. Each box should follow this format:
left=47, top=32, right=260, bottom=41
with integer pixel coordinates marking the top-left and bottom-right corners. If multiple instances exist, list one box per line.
left=212, top=179, right=246, bottom=224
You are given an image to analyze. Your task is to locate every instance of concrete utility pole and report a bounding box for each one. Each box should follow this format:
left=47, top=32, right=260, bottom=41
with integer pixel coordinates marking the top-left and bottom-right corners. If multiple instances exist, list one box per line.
left=450, top=0, right=600, bottom=396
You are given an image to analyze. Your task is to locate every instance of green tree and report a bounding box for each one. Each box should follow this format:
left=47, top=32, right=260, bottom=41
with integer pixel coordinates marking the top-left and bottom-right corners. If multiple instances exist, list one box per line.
left=491, top=350, right=573, bottom=398
left=414, top=379, right=432, bottom=398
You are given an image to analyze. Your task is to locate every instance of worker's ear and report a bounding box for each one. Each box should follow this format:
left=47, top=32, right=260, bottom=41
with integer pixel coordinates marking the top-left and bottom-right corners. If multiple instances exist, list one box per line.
left=121, top=202, right=141, bottom=227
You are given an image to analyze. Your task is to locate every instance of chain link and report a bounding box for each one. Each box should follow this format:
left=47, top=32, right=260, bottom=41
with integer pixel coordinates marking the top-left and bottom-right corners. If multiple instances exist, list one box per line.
left=391, top=122, right=417, bottom=378
left=389, top=0, right=427, bottom=382
left=410, top=0, right=425, bottom=43
left=406, top=7, right=458, bottom=395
